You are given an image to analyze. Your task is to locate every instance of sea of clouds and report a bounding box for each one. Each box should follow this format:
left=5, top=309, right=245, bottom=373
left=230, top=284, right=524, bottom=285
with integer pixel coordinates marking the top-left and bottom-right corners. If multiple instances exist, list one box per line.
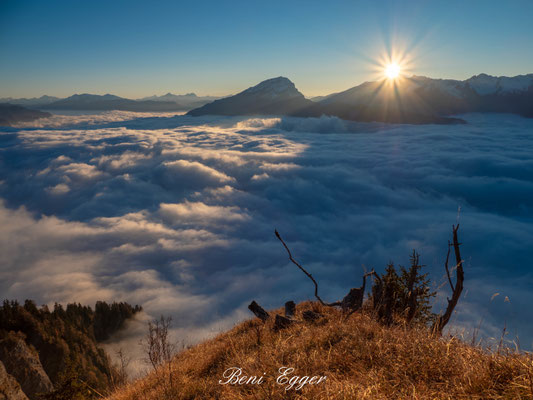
left=1, top=111, right=532, bottom=368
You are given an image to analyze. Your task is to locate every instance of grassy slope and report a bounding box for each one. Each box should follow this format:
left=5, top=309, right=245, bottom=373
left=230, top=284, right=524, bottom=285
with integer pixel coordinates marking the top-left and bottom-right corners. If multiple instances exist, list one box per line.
left=108, top=302, right=533, bottom=400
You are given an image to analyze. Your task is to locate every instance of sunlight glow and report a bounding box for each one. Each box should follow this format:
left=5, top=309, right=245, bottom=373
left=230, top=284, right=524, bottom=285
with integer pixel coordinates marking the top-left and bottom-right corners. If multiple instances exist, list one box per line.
left=385, top=63, right=401, bottom=79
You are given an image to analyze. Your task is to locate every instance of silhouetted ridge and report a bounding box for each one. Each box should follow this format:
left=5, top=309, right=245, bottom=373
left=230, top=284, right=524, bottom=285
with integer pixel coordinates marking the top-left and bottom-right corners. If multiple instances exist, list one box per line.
left=188, top=73, right=533, bottom=124
left=0, top=104, right=51, bottom=126
left=187, top=77, right=319, bottom=117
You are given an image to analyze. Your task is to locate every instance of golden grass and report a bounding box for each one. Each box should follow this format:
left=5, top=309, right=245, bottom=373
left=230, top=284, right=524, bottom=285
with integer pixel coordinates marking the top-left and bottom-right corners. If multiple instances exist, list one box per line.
left=107, top=302, right=533, bottom=400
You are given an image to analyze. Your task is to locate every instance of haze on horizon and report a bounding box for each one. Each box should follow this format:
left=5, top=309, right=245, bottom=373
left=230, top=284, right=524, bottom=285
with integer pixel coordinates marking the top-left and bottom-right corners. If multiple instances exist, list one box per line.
left=1, top=0, right=533, bottom=99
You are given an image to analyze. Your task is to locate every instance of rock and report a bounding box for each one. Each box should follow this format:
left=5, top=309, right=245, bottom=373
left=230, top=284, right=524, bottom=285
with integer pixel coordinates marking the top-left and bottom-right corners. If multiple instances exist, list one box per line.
left=0, top=360, right=28, bottom=400
left=248, top=301, right=270, bottom=322
left=0, top=336, right=53, bottom=399
left=285, top=301, right=296, bottom=318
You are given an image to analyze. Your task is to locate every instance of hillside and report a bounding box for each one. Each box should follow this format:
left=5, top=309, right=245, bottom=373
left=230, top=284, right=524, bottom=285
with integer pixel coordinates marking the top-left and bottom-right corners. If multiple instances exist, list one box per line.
left=107, top=301, right=533, bottom=400
left=0, top=104, right=51, bottom=126
left=0, top=300, right=142, bottom=399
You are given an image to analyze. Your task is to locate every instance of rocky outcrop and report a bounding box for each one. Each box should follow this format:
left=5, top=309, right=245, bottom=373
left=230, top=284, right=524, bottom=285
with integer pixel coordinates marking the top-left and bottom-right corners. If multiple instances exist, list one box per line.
left=0, top=361, right=28, bottom=400
left=0, top=300, right=142, bottom=396
left=0, top=335, right=53, bottom=399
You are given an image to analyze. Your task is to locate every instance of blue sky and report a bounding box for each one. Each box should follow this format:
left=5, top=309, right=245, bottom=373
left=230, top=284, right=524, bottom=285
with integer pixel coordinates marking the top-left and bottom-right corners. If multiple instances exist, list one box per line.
left=1, top=0, right=533, bottom=98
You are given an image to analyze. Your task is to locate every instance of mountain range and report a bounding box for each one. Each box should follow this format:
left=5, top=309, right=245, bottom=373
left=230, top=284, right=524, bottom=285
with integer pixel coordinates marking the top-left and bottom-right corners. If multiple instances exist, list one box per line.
left=188, top=73, right=533, bottom=124
left=2, top=73, right=532, bottom=125
left=138, top=92, right=220, bottom=108
left=0, top=92, right=220, bottom=113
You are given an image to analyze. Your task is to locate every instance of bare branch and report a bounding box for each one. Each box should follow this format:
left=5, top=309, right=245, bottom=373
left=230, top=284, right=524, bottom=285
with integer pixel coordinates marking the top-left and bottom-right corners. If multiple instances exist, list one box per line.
left=432, top=224, right=464, bottom=334
left=275, top=230, right=341, bottom=307
left=444, top=241, right=455, bottom=292
left=341, top=270, right=375, bottom=314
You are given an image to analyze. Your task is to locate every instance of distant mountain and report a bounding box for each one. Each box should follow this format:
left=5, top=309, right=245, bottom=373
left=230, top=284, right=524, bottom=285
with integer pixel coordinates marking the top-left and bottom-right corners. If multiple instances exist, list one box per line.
left=187, top=77, right=318, bottom=117
left=0, top=95, right=60, bottom=107
left=138, top=92, right=220, bottom=109
left=5, top=73, right=532, bottom=122
left=0, top=104, right=51, bottom=126
left=318, top=78, right=466, bottom=124
left=1, top=93, right=220, bottom=112
left=309, top=94, right=333, bottom=102
left=41, top=93, right=187, bottom=112
left=319, top=73, right=533, bottom=123
left=188, top=74, right=533, bottom=124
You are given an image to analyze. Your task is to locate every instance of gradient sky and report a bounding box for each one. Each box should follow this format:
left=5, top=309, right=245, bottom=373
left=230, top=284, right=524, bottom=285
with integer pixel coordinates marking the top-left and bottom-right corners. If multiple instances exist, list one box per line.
left=1, top=0, right=533, bottom=98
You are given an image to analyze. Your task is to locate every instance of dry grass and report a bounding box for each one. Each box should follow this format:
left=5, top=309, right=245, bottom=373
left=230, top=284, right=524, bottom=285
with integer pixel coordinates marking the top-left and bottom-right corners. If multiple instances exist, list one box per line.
left=107, top=302, right=533, bottom=400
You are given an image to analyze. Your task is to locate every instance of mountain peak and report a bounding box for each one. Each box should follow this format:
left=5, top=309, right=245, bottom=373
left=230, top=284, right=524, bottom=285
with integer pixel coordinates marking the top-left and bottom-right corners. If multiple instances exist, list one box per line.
left=466, top=73, right=533, bottom=94
left=187, top=76, right=313, bottom=117
left=242, top=77, right=300, bottom=98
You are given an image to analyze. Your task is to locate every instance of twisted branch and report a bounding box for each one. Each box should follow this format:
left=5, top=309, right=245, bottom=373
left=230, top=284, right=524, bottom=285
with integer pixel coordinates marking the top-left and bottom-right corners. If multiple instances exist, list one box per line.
left=432, top=224, right=464, bottom=334
left=275, top=230, right=341, bottom=307
left=444, top=242, right=455, bottom=292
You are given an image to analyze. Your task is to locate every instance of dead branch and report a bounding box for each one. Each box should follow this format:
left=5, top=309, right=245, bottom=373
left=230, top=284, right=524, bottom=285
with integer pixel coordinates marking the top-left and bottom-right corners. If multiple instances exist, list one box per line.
left=432, top=224, right=464, bottom=334
left=405, top=251, right=421, bottom=324
left=444, top=242, right=455, bottom=292
left=275, top=230, right=341, bottom=307
left=341, top=270, right=375, bottom=313
left=248, top=301, right=269, bottom=322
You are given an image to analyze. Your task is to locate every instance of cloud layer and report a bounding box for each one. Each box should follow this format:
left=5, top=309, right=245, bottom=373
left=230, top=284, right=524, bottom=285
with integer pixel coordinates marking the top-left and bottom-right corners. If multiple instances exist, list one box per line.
left=1, top=111, right=532, bottom=355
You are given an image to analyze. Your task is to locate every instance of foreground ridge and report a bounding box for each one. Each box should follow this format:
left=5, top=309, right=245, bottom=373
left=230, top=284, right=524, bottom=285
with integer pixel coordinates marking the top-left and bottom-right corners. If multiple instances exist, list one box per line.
left=108, top=302, right=533, bottom=400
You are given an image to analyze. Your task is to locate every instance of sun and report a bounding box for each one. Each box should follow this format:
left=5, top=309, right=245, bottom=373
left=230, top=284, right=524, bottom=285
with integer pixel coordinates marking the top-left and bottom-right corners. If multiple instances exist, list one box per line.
left=385, top=63, right=401, bottom=79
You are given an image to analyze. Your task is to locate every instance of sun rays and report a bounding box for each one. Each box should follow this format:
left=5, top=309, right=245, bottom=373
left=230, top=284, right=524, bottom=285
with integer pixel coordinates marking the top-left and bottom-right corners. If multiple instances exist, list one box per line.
left=333, top=40, right=441, bottom=123
left=385, top=63, right=401, bottom=79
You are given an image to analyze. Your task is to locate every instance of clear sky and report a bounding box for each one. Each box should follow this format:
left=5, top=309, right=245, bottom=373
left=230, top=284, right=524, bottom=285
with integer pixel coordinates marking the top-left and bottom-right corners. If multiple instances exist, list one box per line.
left=1, top=0, right=532, bottom=98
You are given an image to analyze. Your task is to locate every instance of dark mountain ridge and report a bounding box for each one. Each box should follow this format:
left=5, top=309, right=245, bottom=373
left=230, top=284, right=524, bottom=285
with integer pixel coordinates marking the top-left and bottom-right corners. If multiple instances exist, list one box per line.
left=0, top=95, right=59, bottom=107
left=0, top=104, right=51, bottom=126
left=2, top=93, right=220, bottom=113
left=188, top=73, right=533, bottom=124
left=139, top=92, right=220, bottom=109
left=187, top=77, right=319, bottom=117
left=3, top=73, right=532, bottom=123
left=40, top=93, right=186, bottom=112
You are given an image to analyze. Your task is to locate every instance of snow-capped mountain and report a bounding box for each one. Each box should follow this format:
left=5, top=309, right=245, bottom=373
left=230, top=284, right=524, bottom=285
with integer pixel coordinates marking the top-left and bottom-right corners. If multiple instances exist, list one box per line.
left=188, top=73, right=533, bottom=124
left=465, top=73, right=533, bottom=95
left=239, top=77, right=302, bottom=98
left=318, top=73, right=533, bottom=123
left=187, top=77, right=317, bottom=117
left=4, top=73, right=532, bottom=122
